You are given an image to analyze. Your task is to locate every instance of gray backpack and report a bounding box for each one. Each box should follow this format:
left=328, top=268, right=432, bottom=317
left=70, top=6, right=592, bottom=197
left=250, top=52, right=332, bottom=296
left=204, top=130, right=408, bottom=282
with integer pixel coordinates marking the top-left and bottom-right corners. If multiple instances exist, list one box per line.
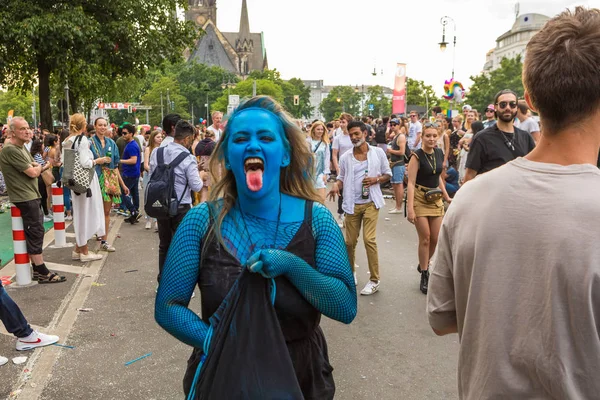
left=61, top=135, right=95, bottom=197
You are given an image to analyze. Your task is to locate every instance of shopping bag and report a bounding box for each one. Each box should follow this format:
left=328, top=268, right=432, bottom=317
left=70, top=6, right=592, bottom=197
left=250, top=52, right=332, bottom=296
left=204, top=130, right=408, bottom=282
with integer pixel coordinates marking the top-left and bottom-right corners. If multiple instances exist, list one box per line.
left=189, top=268, right=303, bottom=400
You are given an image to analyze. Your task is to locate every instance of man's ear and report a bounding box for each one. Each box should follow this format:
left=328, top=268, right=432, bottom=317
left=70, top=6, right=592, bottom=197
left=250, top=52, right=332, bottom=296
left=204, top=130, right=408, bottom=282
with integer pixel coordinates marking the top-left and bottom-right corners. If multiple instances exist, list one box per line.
left=524, top=92, right=537, bottom=113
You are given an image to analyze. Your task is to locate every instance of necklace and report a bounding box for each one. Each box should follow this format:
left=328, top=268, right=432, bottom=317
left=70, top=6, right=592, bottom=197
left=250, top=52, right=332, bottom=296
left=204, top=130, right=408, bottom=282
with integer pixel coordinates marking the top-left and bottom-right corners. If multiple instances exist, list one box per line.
left=237, top=193, right=282, bottom=251
left=424, top=149, right=436, bottom=175
left=500, top=131, right=515, bottom=151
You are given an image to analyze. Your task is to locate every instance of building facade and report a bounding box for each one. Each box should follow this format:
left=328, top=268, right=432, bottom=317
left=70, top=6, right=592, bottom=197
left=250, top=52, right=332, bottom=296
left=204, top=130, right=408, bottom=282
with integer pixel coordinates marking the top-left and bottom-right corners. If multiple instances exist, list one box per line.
left=185, top=0, right=268, bottom=77
left=302, top=80, right=325, bottom=121
left=483, top=13, right=550, bottom=72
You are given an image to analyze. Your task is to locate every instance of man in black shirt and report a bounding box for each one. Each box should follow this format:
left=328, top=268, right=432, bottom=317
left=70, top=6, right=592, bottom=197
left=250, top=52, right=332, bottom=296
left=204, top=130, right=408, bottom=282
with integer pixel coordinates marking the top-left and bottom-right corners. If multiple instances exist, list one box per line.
left=463, top=89, right=535, bottom=183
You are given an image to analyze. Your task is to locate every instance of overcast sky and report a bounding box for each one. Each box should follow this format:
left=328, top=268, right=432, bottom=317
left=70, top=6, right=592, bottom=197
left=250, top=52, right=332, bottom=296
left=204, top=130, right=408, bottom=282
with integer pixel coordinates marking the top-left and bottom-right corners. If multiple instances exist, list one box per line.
left=213, top=0, right=597, bottom=95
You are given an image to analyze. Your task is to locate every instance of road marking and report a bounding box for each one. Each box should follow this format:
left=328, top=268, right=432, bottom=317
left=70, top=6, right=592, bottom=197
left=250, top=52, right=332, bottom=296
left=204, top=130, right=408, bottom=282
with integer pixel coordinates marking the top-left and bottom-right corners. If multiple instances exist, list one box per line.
left=13, top=218, right=123, bottom=398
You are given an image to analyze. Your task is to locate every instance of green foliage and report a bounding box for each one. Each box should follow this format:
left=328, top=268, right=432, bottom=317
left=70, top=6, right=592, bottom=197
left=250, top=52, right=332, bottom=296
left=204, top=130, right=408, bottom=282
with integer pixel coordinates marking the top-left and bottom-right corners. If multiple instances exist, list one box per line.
left=0, top=89, right=38, bottom=124
left=406, top=78, right=438, bottom=109
left=364, top=86, right=391, bottom=118
left=319, top=86, right=361, bottom=121
left=211, top=79, right=284, bottom=114
left=0, top=0, right=197, bottom=129
left=140, top=76, right=190, bottom=127
left=467, top=55, right=524, bottom=113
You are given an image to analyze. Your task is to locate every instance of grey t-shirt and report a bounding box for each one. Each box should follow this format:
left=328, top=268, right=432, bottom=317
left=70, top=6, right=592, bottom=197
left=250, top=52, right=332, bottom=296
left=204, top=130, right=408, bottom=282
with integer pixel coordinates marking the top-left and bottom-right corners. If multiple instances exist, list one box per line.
left=428, top=157, right=600, bottom=399
left=515, top=118, right=540, bottom=134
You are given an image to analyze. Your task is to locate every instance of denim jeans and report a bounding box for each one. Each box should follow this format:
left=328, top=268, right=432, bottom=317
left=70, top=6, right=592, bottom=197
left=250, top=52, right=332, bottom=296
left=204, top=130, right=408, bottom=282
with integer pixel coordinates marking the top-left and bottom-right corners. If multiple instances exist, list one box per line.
left=157, top=206, right=191, bottom=283
left=0, top=285, right=33, bottom=338
left=122, top=176, right=140, bottom=212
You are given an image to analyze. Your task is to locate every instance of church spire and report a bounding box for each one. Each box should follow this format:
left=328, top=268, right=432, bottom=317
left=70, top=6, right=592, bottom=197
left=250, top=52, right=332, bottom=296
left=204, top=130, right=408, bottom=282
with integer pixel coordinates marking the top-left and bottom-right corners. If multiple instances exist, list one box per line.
left=239, top=0, right=250, bottom=39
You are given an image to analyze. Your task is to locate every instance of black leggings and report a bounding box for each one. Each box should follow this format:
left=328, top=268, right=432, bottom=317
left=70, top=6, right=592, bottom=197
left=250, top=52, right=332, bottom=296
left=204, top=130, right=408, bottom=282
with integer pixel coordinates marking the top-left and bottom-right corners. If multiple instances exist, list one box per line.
left=37, top=176, right=49, bottom=216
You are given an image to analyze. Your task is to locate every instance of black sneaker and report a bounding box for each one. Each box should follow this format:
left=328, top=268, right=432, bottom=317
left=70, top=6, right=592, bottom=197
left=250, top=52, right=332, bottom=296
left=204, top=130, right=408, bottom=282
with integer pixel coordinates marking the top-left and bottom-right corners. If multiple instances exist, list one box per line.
left=134, top=212, right=142, bottom=223
left=420, top=270, right=429, bottom=295
left=125, top=212, right=138, bottom=224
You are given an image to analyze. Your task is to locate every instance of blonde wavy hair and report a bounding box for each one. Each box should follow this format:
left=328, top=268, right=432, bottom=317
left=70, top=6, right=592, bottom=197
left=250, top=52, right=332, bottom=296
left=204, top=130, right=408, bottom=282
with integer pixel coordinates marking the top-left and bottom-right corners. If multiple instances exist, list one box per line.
left=69, top=113, right=87, bottom=134
left=207, top=96, right=321, bottom=245
left=309, top=121, right=329, bottom=144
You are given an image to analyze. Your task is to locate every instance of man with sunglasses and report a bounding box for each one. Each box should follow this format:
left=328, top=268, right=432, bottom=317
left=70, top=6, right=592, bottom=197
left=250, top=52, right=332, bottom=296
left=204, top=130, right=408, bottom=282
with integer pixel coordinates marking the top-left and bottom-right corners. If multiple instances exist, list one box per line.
left=408, top=111, right=422, bottom=151
left=462, top=89, right=535, bottom=184
left=482, top=104, right=497, bottom=129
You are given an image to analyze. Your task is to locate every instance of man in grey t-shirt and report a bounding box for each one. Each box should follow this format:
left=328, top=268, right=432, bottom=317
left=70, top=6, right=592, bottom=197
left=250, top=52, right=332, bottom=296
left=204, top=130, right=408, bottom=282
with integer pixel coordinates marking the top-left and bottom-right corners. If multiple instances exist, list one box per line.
left=428, top=8, right=600, bottom=400
left=515, top=101, right=540, bottom=143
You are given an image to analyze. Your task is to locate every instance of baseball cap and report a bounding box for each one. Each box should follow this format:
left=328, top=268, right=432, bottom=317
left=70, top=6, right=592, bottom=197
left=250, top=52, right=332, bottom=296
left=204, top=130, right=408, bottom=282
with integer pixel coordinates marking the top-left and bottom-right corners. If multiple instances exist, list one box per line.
left=390, top=118, right=400, bottom=125
left=485, top=104, right=495, bottom=112
left=462, top=104, right=472, bottom=111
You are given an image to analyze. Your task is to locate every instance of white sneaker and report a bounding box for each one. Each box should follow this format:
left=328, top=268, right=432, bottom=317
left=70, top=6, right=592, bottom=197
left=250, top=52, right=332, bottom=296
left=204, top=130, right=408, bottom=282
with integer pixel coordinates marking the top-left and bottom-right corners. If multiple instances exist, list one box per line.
left=0, top=356, right=7, bottom=366
left=360, top=280, right=380, bottom=295
left=388, top=208, right=402, bottom=214
left=100, top=242, right=116, bottom=252
left=353, top=272, right=357, bottom=286
left=16, top=331, right=59, bottom=351
left=80, top=253, right=103, bottom=262
left=145, top=221, right=152, bottom=230
left=71, top=251, right=80, bottom=260
left=64, top=214, right=73, bottom=221
left=43, top=216, right=53, bottom=223
left=191, top=291, right=196, bottom=299
left=337, top=214, right=345, bottom=228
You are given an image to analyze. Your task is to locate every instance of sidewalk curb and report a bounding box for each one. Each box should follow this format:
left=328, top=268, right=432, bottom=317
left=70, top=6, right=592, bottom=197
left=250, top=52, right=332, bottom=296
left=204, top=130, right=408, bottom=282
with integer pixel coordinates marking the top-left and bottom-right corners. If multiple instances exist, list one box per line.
left=11, top=218, right=123, bottom=399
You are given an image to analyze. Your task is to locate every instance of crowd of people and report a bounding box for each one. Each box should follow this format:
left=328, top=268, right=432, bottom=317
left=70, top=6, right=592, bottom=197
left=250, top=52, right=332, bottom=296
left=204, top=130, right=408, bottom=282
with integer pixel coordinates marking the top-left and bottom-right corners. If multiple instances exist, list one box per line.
left=0, top=6, right=599, bottom=400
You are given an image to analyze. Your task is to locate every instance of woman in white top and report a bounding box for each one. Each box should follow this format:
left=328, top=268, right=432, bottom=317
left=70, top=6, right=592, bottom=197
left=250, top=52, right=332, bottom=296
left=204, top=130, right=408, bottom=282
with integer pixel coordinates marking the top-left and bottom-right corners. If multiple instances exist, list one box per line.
left=306, top=121, right=331, bottom=202
left=63, top=114, right=106, bottom=262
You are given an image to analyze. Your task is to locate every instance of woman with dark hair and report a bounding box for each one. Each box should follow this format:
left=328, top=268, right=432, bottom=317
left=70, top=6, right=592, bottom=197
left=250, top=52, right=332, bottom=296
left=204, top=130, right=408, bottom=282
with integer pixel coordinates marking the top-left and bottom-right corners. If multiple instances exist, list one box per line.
left=156, top=96, right=357, bottom=399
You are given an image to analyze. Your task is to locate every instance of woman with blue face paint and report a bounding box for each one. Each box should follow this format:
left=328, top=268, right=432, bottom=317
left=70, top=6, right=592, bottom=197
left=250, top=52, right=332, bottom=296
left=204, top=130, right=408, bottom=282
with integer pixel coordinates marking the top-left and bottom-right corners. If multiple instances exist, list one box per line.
left=155, top=96, right=357, bottom=399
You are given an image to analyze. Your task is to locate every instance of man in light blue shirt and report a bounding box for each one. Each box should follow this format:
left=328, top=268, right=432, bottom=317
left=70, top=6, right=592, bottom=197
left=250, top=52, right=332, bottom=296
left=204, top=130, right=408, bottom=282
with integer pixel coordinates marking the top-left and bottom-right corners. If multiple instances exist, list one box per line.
left=150, top=119, right=206, bottom=282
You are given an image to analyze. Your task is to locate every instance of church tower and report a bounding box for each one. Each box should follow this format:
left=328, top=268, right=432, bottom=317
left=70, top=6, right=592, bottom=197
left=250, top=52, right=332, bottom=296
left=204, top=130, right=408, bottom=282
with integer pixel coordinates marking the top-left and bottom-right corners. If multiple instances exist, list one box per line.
left=235, top=0, right=253, bottom=77
left=186, top=0, right=217, bottom=27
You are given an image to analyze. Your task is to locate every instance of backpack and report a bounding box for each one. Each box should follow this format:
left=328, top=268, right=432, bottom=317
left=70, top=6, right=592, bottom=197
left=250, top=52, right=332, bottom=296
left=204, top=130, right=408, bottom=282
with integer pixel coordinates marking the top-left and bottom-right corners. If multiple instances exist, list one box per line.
left=61, top=134, right=95, bottom=197
left=144, top=147, right=190, bottom=218
left=375, top=125, right=387, bottom=144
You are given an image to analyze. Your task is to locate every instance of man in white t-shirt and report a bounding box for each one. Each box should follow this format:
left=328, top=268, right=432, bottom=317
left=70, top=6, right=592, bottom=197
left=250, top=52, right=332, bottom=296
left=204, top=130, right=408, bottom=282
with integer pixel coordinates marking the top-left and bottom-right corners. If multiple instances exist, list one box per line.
left=407, top=110, right=422, bottom=150
left=428, top=8, right=600, bottom=399
left=331, top=113, right=354, bottom=227
left=515, top=101, right=541, bottom=143
left=207, top=111, right=223, bottom=142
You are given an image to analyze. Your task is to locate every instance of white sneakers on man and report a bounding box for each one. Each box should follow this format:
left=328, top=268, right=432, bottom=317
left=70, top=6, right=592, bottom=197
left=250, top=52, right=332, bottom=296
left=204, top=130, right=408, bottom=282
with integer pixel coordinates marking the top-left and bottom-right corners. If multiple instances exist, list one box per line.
left=80, top=253, right=103, bottom=262
left=360, top=280, right=380, bottom=295
left=16, top=331, right=59, bottom=351
left=388, top=208, right=402, bottom=214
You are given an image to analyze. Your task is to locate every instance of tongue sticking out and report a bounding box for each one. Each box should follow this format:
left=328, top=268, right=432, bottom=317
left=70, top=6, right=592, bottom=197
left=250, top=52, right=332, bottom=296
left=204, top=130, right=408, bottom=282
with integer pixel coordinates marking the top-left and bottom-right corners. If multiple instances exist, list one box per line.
left=246, top=169, right=263, bottom=192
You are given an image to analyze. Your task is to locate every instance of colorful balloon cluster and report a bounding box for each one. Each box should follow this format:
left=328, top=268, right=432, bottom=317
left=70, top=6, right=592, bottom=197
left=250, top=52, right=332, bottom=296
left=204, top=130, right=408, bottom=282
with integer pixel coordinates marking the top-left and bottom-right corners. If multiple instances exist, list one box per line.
left=443, top=79, right=465, bottom=103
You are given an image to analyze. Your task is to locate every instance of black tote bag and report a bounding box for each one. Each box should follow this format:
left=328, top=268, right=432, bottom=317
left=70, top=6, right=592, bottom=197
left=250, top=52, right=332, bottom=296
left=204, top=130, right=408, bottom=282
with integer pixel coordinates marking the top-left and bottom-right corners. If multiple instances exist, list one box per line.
left=189, top=268, right=304, bottom=400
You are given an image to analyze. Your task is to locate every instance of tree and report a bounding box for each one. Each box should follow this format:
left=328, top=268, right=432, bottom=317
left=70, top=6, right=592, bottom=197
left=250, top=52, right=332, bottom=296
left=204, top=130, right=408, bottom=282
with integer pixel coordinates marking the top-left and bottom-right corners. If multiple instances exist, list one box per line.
left=174, top=62, right=238, bottom=125
left=406, top=78, right=438, bottom=109
left=140, top=76, right=190, bottom=127
left=467, top=55, right=524, bottom=113
left=0, top=0, right=196, bottom=129
left=211, top=80, right=284, bottom=115
left=364, top=86, right=391, bottom=118
left=319, top=86, right=361, bottom=121
left=281, top=78, right=313, bottom=119
left=0, top=89, right=38, bottom=124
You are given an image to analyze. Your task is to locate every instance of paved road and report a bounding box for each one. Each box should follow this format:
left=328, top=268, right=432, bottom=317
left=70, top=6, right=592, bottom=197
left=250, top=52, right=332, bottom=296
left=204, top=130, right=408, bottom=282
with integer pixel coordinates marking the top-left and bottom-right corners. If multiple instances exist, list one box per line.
left=0, top=197, right=459, bottom=399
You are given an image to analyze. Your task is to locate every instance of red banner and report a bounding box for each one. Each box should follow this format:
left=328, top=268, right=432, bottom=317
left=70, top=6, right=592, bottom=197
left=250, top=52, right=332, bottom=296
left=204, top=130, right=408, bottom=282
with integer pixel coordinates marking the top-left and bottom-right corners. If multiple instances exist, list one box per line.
left=392, top=63, right=407, bottom=115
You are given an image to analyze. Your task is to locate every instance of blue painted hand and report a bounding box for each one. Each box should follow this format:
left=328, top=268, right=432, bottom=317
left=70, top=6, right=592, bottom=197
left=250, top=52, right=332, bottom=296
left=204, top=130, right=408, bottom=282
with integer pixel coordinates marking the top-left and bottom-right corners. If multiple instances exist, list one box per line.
left=246, top=249, right=290, bottom=279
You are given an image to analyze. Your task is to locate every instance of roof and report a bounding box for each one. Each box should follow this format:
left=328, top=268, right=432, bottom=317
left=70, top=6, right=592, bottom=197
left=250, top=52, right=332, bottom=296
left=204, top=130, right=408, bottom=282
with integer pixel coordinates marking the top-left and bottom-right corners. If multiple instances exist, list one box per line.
left=497, top=13, right=550, bottom=41
left=222, top=32, right=266, bottom=73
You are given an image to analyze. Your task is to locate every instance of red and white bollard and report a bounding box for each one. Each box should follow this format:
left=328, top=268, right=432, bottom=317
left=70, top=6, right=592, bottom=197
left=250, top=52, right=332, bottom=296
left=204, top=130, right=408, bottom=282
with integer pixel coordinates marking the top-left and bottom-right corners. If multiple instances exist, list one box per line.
left=50, top=183, right=72, bottom=248
left=10, top=206, right=32, bottom=286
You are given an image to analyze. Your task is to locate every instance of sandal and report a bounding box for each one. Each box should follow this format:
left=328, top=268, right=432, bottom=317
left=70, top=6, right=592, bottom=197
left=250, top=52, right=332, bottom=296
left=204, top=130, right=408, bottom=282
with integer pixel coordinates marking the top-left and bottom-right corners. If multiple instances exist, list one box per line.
left=33, top=272, right=67, bottom=284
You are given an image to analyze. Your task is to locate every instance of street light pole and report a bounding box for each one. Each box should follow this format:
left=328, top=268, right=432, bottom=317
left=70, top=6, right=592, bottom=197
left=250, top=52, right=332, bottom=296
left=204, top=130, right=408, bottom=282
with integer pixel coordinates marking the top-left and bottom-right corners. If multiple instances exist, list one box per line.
left=160, top=92, right=164, bottom=122
left=32, top=86, right=37, bottom=129
left=439, top=16, right=457, bottom=80
left=64, top=80, right=70, bottom=118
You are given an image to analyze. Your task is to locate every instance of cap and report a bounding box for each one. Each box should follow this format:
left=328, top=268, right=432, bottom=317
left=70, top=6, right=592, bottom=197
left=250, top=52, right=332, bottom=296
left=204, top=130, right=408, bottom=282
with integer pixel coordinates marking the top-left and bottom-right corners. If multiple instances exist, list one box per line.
left=485, top=104, right=495, bottom=112
left=390, top=118, right=400, bottom=124
left=462, top=104, right=472, bottom=111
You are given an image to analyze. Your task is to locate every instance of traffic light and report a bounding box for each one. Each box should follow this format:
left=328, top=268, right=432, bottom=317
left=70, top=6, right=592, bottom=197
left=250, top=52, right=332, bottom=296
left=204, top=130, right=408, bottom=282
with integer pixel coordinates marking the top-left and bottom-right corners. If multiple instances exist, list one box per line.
left=293, top=95, right=299, bottom=106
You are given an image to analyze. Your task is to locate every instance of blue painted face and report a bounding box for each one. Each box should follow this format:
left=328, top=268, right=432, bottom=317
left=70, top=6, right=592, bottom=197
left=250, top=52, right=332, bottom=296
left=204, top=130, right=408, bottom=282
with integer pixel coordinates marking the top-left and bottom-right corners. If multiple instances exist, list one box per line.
left=225, top=109, right=290, bottom=200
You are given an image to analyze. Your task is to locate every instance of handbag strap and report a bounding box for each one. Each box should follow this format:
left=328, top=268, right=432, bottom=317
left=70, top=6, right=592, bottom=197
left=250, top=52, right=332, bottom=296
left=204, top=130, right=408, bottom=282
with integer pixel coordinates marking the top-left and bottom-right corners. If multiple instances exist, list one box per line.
left=313, top=140, right=323, bottom=153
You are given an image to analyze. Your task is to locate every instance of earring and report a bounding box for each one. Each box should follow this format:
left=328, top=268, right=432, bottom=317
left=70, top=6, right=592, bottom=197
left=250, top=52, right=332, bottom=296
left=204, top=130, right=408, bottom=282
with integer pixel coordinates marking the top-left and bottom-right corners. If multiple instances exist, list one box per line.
left=225, top=163, right=231, bottom=170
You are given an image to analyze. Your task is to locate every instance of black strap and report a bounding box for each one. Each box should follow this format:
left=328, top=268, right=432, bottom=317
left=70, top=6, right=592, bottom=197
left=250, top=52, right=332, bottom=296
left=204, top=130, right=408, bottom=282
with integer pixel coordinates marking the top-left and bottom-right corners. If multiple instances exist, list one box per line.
left=312, top=140, right=323, bottom=153
left=303, top=200, right=313, bottom=224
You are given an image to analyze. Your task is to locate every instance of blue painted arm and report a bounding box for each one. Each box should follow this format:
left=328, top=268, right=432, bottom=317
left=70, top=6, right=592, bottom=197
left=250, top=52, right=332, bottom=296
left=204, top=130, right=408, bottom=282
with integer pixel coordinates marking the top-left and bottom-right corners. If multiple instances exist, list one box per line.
left=155, top=204, right=211, bottom=348
left=248, top=203, right=357, bottom=324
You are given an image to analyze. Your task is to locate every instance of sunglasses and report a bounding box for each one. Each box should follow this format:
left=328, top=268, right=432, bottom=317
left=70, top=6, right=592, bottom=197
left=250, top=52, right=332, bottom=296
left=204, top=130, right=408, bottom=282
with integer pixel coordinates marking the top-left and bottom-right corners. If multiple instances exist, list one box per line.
left=424, top=122, right=439, bottom=128
left=410, top=115, right=417, bottom=118
left=485, top=109, right=494, bottom=112
left=496, top=101, right=517, bottom=109
left=390, top=123, right=398, bottom=126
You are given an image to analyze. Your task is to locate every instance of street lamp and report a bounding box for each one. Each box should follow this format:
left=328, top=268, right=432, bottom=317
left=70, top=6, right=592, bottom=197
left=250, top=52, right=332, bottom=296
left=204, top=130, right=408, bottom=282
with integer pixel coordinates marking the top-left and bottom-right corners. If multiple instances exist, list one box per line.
left=439, top=16, right=457, bottom=79
left=64, top=81, right=70, bottom=118
left=336, top=97, right=345, bottom=113
left=221, top=76, right=236, bottom=96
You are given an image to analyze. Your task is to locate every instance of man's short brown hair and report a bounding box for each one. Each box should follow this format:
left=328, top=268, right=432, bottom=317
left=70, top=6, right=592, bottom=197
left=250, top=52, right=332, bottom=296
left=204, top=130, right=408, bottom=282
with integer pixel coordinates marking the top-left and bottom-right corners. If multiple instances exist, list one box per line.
left=523, top=7, right=600, bottom=133
left=339, top=113, right=353, bottom=123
